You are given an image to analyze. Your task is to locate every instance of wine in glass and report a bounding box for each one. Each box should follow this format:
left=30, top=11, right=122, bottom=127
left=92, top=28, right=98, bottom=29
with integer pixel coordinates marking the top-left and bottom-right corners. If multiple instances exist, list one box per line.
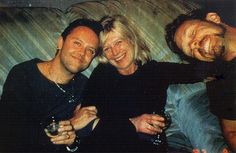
left=151, top=111, right=171, bottom=146
left=44, top=116, right=60, bottom=138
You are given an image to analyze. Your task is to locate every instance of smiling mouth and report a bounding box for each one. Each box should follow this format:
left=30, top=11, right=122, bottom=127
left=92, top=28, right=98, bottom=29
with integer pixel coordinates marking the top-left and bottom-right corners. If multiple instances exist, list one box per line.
left=114, top=53, right=126, bottom=62
left=201, top=35, right=225, bottom=57
left=72, top=55, right=83, bottom=63
left=201, top=36, right=211, bottom=54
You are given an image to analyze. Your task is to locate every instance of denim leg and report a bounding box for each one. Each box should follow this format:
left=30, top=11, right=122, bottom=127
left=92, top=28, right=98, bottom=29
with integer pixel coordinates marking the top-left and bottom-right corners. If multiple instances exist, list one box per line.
left=166, top=83, right=228, bottom=153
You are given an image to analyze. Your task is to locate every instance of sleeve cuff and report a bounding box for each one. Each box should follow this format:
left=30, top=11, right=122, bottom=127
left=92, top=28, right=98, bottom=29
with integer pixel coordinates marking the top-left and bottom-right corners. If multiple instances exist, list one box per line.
left=66, top=137, right=80, bottom=152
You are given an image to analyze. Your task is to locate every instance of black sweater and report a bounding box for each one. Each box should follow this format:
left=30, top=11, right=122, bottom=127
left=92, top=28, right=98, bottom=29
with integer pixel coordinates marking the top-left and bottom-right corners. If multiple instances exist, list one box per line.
left=207, top=58, right=236, bottom=120
left=0, top=58, right=87, bottom=152
left=82, top=60, right=218, bottom=152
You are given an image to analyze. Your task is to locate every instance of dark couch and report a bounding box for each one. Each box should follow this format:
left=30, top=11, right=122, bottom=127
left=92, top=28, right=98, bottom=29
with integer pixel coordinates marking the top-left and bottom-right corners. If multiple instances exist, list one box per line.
left=1, top=0, right=217, bottom=152
left=0, top=0, right=201, bottom=94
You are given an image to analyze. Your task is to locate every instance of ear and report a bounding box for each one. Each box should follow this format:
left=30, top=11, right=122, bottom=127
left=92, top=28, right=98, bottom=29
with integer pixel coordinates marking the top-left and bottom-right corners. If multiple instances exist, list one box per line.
left=57, top=36, right=64, bottom=50
left=206, top=12, right=221, bottom=24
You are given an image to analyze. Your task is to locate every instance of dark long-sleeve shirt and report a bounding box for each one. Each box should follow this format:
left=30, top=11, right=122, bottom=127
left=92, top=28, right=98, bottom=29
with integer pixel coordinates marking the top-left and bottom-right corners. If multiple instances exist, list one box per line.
left=81, top=60, right=219, bottom=152
left=207, top=58, right=236, bottom=120
left=0, top=58, right=87, bottom=152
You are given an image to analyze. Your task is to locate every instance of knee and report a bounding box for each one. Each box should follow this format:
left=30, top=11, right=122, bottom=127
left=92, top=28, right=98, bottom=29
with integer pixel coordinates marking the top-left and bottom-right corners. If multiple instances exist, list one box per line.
left=224, top=131, right=236, bottom=152
left=221, top=119, right=236, bottom=152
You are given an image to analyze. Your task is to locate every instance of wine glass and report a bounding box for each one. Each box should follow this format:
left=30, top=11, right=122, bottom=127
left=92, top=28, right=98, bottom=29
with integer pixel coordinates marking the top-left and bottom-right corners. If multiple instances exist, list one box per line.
left=44, top=116, right=60, bottom=138
left=161, top=112, right=171, bottom=130
left=151, top=111, right=171, bottom=146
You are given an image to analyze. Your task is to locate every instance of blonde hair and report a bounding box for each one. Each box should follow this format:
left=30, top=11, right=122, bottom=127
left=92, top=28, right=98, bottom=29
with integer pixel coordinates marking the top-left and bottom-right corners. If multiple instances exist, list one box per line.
left=98, top=15, right=151, bottom=65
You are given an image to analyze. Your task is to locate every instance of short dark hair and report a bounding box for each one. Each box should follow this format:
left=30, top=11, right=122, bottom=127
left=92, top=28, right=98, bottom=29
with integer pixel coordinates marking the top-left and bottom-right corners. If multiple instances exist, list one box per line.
left=165, top=9, right=206, bottom=62
left=61, top=18, right=103, bottom=40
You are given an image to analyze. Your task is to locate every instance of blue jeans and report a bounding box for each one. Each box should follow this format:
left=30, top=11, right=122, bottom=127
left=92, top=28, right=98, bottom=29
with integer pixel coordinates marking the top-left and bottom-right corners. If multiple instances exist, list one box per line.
left=165, top=83, right=228, bottom=153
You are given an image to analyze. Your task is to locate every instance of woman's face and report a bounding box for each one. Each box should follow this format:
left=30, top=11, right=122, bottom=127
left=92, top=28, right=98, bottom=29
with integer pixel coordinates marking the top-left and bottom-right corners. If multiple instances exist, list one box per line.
left=102, top=30, right=136, bottom=75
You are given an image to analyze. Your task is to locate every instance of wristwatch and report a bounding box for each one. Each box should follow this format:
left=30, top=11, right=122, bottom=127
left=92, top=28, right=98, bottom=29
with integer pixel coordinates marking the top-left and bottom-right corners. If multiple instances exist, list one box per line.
left=66, top=138, right=80, bottom=152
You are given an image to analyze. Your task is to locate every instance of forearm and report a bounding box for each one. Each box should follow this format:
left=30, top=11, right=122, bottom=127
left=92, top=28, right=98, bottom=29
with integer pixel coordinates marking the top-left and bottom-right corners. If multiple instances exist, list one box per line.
left=91, top=117, right=137, bottom=140
left=166, top=61, right=227, bottom=84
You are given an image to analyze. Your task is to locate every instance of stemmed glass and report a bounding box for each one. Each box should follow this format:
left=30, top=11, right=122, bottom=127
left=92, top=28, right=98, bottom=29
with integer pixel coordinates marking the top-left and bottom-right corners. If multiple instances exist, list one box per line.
left=44, top=116, right=60, bottom=138
left=151, top=111, right=171, bottom=146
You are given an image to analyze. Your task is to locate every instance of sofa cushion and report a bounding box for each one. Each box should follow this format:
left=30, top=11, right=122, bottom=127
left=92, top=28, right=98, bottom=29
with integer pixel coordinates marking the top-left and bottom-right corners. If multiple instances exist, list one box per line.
left=66, top=0, right=200, bottom=63
left=0, top=0, right=201, bottom=95
left=0, top=0, right=213, bottom=152
left=65, top=0, right=200, bottom=76
left=0, top=7, right=68, bottom=94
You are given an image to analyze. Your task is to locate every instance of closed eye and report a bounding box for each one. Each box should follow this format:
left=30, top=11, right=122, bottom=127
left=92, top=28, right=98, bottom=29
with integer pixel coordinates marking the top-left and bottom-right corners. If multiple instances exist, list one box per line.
left=115, top=40, right=122, bottom=46
left=74, top=41, right=82, bottom=47
left=190, top=30, right=196, bottom=37
left=87, top=48, right=96, bottom=55
left=103, top=47, right=111, bottom=52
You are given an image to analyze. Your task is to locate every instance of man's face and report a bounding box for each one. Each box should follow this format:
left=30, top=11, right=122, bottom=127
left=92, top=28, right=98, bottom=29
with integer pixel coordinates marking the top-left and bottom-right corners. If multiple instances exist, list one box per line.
left=102, top=30, right=136, bottom=74
left=174, top=19, right=225, bottom=61
left=58, top=26, right=99, bottom=74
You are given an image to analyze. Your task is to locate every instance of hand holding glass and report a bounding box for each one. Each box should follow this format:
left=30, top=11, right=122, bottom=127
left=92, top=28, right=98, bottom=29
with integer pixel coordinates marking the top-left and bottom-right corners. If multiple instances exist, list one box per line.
left=44, top=116, right=60, bottom=138
left=152, top=112, right=171, bottom=146
left=152, top=112, right=171, bottom=129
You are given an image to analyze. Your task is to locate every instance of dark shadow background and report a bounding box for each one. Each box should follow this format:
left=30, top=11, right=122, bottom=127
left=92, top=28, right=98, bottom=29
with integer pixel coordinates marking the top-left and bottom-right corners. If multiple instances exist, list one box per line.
left=0, top=0, right=235, bottom=26
left=0, top=0, right=95, bottom=11
left=205, top=0, right=236, bottom=26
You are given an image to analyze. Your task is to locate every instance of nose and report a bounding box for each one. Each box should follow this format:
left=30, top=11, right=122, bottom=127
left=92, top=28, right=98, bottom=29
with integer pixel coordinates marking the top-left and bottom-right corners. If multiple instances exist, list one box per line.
left=111, top=45, right=119, bottom=56
left=79, top=45, right=86, bottom=56
left=190, top=39, right=200, bottom=50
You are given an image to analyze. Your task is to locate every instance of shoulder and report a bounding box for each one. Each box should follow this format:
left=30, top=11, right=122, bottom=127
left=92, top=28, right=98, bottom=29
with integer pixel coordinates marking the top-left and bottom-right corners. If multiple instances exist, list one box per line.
left=227, top=58, right=236, bottom=75
left=94, top=63, right=113, bottom=71
left=74, top=73, right=88, bottom=87
left=87, top=63, right=115, bottom=86
left=141, top=60, right=158, bottom=69
left=76, top=73, right=88, bottom=81
left=91, top=63, right=114, bottom=77
left=231, top=58, right=236, bottom=65
left=2, top=59, right=41, bottom=92
left=11, top=58, right=41, bottom=72
left=8, top=58, right=41, bottom=77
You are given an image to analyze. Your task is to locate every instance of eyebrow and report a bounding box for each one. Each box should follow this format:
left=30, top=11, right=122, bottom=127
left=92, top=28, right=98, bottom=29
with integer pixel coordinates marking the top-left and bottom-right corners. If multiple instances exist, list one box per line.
left=183, top=24, right=194, bottom=36
left=88, top=46, right=96, bottom=50
left=71, top=37, right=82, bottom=41
left=183, top=24, right=189, bottom=35
left=104, top=38, right=121, bottom=47
left=72, top=37, right=97, bottom=49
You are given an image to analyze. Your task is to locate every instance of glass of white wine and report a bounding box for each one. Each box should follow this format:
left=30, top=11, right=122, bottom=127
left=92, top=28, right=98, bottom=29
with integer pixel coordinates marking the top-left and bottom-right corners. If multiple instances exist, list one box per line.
left=44, top=116, right=60, bottom=138
left=151, top=111, right=171, bottom=146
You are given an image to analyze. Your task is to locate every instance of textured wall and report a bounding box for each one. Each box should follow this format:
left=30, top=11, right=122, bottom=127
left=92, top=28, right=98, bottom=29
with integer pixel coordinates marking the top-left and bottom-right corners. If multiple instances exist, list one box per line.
left=66, top=0, right=201, bottom=76
left=0, top=0, right=201, bottom=96
left=0, top=8, right=67, bottom=95
left=0, top=0, right=94, bottom=11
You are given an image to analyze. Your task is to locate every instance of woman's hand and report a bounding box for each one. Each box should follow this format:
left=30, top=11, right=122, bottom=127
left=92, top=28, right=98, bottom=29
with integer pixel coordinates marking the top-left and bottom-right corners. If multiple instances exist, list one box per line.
left=129, top=113, right=165, bottom=135
left=50, top=120, right=76, bottom=145
left=70, top=104, right=98, bottom=130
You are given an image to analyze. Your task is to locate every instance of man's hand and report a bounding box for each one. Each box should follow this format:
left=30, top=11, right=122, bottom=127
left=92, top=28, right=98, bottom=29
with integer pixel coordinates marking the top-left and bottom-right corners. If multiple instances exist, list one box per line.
left=206, top=12, right=222, bottom=24
left=50, top=120, right=76, bottom=145
left=129, top=114, right=165, bottom=135
left=70, top=104, right=98, bottom=130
